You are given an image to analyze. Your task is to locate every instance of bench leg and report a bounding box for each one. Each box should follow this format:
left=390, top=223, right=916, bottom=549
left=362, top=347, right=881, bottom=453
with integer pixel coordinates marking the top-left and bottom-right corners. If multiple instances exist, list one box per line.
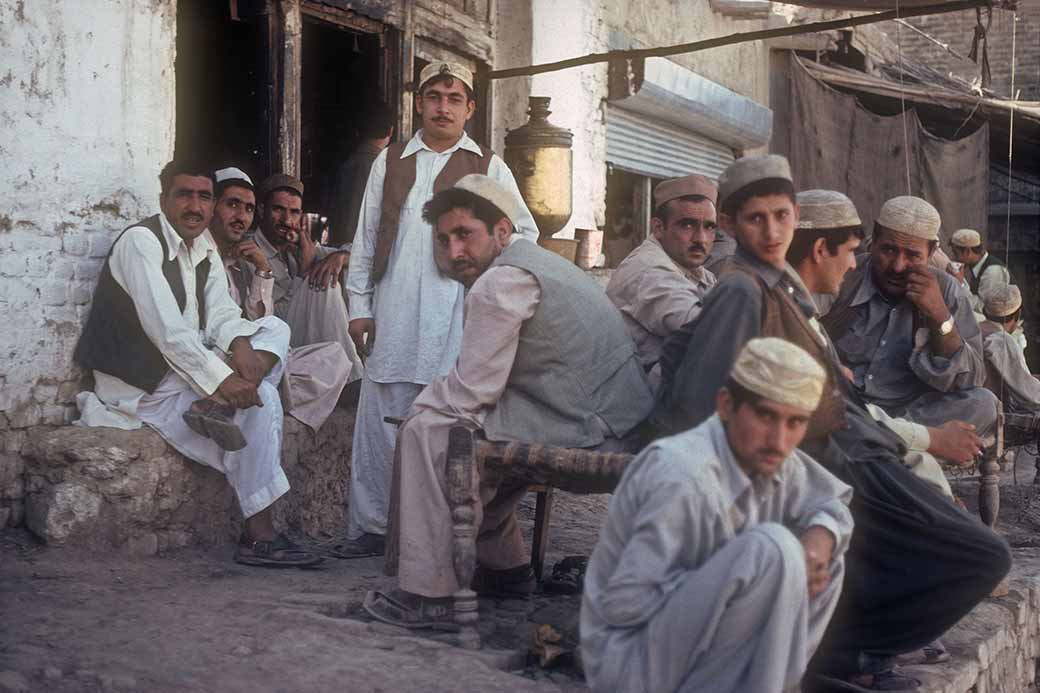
left=531, top=488, right=554, bottom=582
left=447, top=426, right=480, bottom=649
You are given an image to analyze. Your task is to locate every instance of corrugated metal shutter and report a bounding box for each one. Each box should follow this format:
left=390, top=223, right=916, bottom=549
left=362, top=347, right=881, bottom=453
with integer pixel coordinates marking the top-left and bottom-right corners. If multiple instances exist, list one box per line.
left=606, top=105, right=735, bottom=180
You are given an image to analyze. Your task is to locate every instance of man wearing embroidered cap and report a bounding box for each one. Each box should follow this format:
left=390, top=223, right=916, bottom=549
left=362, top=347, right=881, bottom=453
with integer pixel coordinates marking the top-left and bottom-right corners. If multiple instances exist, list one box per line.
left=822, top=196, right=996, bottom=443
left=980, top=284, right=1040, bottom=416
left=363, top=174, right=651, bottom=627
left=606, top=174, right=718, bottom=387
left=653, top=157, right=1010, bottom=691
left=949, top=227, right=1014, bottom=316
left=208, top=167, right=352, bottom=433
left=582, top=337, right=852, bottom=693
left=331, top=61, right=538, bottom=558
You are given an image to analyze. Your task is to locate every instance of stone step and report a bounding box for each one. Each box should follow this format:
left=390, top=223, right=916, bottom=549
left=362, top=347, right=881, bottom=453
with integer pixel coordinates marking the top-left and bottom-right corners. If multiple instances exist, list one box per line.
left=20, top=406, right=356, bottom=554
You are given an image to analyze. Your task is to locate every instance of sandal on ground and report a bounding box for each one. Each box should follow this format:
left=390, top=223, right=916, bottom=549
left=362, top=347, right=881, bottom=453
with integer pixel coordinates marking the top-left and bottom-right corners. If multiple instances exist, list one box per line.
left=326, top=533, right=385, bottom=559
left=542, top=556, right=588, bottom=595
left=183, top=400, right=247, bottom=451
left=812, top=669, right=921, bottom=691
left=471, top=564, right=536, bottom=599
left=362, top=590, right=459, bottom=631
left=920, top=639, right=950, bottom=664
left=234, top=533, right=324, bottom=568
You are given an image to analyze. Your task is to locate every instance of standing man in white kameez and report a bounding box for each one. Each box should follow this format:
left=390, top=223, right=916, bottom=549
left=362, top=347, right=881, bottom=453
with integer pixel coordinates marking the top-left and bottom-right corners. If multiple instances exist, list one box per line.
left=337, top=62, right=538, bottom=557
left=74, top=159, right=320, bottom=568
left=582, top=338, right=853, bottom=693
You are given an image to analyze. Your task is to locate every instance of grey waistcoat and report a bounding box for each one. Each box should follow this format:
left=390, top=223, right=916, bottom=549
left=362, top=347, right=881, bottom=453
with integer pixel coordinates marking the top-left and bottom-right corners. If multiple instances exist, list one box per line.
left=483, top=239, right=653, bottom=447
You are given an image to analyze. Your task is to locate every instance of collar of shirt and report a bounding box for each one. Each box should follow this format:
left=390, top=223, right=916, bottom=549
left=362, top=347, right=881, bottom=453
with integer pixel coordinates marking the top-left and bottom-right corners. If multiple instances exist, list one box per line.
left=646, top=236, right=714, bottom=287
left=735, top=246, right=818, bottom=316
left=707, top=415, right=783, bottom=509
left=254, top=228, right=284, bottom=263
left=971, top=252, right=990, bottom=279
left=158, top=212, right=220, bottom=268
left=402, top=129, right=483, bottom=159
left=850, top=257, right=882, bottom=308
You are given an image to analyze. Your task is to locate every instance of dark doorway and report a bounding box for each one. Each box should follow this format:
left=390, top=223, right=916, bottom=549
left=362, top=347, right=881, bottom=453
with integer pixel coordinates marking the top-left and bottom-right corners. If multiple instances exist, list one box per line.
left=175, top=0, right=272, bottom=181
left=301, top=19, right=385, bottom=217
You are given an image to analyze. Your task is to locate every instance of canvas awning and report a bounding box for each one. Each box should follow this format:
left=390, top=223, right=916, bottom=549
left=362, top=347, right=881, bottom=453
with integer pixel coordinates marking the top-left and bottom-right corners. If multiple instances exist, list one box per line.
left=774, top=0, right=1015, bottom=9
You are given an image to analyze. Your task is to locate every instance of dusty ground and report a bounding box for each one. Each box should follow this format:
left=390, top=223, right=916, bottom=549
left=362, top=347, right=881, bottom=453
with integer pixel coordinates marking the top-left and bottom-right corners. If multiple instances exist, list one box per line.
left=0, top=493, right=606, bottom=693
left=4, top=448, right=1040, bottom=693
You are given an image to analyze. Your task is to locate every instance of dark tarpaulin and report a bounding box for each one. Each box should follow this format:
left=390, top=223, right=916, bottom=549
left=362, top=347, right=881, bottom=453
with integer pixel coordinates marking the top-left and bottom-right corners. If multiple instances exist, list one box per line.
left=777, top=0, right=991, bottom=8
left=784, top=56, right=989, bottom=248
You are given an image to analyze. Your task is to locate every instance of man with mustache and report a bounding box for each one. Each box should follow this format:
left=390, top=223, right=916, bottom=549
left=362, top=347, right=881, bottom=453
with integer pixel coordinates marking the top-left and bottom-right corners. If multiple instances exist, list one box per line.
left=251, top=173, right=364, bottom=397
left=363, top=174, right=651, bottom=627
left=979, top=284, right=1040, bottom=416
left=606, top=174, right=717, bottom=390
left=583, top=337, right=852, bottom=693
left=209, top=167, right=352, bottom=432
left=74, top=159, right=320, bottom=568
left=331, top=62, right=538, bottom=559
left=822, top=197, right=997, bottom=442
left=652, top=156, right=1009, bottom=691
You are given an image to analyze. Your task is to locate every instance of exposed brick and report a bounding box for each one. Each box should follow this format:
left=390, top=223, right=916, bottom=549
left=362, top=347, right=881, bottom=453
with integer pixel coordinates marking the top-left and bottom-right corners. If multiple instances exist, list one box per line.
left=0, top=255, right=27, bottom=278
left=51, top=261, right=74, bottom=280
left=88, top=233, right=115, bottom=259
left=0, top=385, right=32, bottom=413
left=68, top=281, right=93, bottom=305
left=32, top=383, right=59, bottom=404
left=6, top=402, right=41, bottom=429
left=40, top=405, right=67, bottom=426
left=40, top=280, right=67, bottom=306
left=75, top=259, right=103, bottom=281
left=57, top=380, right=79, bottom=403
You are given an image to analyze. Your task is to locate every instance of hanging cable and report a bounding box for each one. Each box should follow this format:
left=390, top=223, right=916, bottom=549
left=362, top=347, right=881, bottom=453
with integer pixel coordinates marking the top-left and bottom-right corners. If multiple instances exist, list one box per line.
left=1000, top=11, right=1019, bottom=465
left=895, top=0, right=912, bottom=195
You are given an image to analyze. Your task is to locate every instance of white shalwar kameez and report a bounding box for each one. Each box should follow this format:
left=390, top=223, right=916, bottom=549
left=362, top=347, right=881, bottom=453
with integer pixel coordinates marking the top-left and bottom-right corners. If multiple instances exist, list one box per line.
left=581, top=415, right=853, bottom=693
left=76, top=216, right=291, bottom=518
left=343, top=129, right=538, bottom=539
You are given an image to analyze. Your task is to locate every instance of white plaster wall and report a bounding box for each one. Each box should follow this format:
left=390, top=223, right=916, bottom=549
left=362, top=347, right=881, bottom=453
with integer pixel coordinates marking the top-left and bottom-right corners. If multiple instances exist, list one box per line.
left=0, top=0, right=176, bottom=430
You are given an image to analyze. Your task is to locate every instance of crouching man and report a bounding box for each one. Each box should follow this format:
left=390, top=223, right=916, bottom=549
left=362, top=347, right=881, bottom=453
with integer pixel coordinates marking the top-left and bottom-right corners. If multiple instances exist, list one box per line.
left=364, top=174, right=653, bottom=627
left=74, top=159, right=320, bottom=568
left=582, top=338, right=852, bottom=693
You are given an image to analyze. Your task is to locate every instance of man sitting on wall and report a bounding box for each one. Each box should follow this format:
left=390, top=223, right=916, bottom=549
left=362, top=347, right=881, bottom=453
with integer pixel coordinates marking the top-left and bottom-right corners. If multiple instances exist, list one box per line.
left=74, top=158, right=320, bottom=568
left=606, top=174, right=717, bottom=390
left=208, top=166, right=352, bottom=432
left=363, top=174, right=653, bottom=628
left=822, top=197, right=998, bottom=444
left=583, top=337, right=853, bottom=693
left=250, top=173, right=364, bottom=388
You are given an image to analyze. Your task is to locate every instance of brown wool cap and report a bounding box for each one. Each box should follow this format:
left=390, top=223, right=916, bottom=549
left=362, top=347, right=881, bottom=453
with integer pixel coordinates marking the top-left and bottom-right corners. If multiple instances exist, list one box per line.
left=876, top=196, right=940, bottom=242
left=653, top=174, right=718, bottom=211
left=951, top=228, right=983, bottom=248
left=258, top=173, right=304, bottom=200
left=796, top=190, right=861, bottom=230
left=419, top=61, right=474, bottom=92
left=718, top=155, right=793, bottom=211
left=731, top=337, right=826, bottom=413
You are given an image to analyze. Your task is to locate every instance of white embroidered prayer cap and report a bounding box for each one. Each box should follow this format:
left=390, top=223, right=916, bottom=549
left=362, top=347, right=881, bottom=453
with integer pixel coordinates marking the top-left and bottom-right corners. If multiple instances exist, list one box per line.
left=717, top=155, right=792, bottom=211
left=730, top=337, right=826, bottom=413
left=214, top=167, right=253, bottom=187
left=983, top=284, right=1022, bottom=318
left=876, top=196, right=941, bottom=241
left=796, top=190, right=861, bottom=230
left=453, top=174, right=523, bottom=228
left=419, top=61, right=474, bottom=92
left=951, top=228, right=983, bottom=248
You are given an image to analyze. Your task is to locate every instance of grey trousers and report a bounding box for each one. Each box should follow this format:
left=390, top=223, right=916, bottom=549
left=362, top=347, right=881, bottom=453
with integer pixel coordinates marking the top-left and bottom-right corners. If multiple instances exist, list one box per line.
left=594, top=523, right=843, bottom=693
left=899, top=386, right=999, bottom=446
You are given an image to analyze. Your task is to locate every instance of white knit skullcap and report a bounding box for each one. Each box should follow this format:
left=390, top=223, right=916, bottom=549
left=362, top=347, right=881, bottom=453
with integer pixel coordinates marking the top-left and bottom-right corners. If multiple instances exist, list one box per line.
left=452, top=174, right=523, bottom=228
left=983, top=284, right=1022, bottom=318
left=730, top=337, right=826, bottom=413
left=214, top=167, right=253, bottom=186
left=796, top=190, right=861, bottom=230
left=951, top=228, right=982, bottom=248
left=877, top=196, right=941, bottom=241
left=419, top=61, right=474, bottom=91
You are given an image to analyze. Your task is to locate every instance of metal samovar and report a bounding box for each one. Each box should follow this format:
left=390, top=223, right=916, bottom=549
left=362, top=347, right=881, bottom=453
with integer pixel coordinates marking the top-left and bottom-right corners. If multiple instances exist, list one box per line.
left=504, top=97, right=573, bottom=243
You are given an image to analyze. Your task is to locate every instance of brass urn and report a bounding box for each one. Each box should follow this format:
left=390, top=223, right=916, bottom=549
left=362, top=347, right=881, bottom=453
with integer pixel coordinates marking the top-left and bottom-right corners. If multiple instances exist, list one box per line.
left=504, top=97, right=573, bottom=242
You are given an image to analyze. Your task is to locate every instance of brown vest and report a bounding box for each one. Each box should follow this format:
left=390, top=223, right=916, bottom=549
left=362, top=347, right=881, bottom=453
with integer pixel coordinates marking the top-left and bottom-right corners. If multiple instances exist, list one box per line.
left=372, top=140, right=492, bottom=281
left=728, top=264, right=847, bottom=442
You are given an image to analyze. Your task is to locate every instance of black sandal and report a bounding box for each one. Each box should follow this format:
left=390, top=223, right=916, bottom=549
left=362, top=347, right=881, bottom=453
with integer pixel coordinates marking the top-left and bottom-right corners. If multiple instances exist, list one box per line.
left=234, top=533, right=324, bottom=568
left=542, top=556, right=588, bottom=595
left=471, top=564, right=536, bottom=599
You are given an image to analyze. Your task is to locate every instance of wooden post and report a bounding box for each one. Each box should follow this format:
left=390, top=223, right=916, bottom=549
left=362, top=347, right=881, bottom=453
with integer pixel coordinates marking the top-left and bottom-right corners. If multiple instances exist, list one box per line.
left=277, top=0, right=302, bottom=176
left=447, top=426, right=480, bottom=650
left=398, top=1, right=416, bottom=140
left=531, top=487, right=554, bottom=582
left=979, top=407, right=1004, bottom=528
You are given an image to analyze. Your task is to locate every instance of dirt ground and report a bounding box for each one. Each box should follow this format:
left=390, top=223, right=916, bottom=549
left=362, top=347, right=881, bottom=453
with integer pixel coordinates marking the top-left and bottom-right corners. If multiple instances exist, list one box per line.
left=0, top=493, right=606, bottom=693
left=4, top=448, right=1040, bottom=693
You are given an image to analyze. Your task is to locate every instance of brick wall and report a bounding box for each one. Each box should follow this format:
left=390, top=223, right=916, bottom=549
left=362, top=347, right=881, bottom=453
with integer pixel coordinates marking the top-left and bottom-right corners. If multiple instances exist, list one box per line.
left=0, top=0, right=177, bottom=524
left=895, top=7, right=1040, bottom=100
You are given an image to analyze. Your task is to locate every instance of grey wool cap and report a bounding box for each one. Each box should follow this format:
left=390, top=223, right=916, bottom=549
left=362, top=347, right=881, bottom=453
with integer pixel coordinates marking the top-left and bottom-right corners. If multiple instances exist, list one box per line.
left=796, top=190, right=861, bottom=230
left=877, top=196, right=941, bottom=242
left=717, top=155, right=793, bottom=211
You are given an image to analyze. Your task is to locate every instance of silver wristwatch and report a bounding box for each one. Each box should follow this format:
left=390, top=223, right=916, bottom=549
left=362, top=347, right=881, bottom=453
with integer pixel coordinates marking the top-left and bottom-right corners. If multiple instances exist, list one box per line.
left=938, top=316, right=955, bottom=336
left=256, top=269, right=274, bottom=279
